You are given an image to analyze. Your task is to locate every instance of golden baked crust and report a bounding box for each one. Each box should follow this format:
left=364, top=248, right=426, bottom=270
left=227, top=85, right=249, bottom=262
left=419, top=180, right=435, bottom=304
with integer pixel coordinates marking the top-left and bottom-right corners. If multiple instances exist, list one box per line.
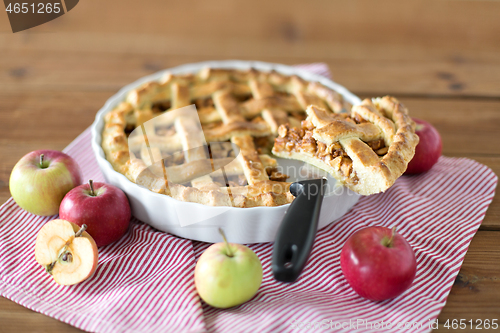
left=102, top=67, right=416, bottom=206
left=101, top=67, right=351, bottom=207
left=272, top=96, right=419, bottom=195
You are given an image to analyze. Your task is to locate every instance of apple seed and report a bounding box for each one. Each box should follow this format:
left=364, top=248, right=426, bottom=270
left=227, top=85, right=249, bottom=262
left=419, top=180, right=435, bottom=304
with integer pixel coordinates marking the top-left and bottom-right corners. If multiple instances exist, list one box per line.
left=61, top=252, right=73, bottom=263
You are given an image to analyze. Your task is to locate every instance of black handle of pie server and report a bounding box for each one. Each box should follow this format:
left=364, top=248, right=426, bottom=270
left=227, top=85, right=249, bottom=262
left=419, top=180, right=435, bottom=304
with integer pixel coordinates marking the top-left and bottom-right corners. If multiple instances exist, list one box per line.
left=272, top=178, right=327, bottom=283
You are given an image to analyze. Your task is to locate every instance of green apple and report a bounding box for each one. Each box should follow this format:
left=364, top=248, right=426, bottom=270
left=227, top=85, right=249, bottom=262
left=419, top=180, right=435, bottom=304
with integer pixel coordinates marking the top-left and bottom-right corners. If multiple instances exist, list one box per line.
left=9, top=150, right=83, bottom=216
left=194, top=229, right=263, bottom=308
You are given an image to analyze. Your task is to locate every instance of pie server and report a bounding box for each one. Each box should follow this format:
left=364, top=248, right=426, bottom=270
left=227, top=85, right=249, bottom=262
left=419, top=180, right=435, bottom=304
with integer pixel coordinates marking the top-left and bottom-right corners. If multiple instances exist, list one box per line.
left=134, top=112, right=333, bottom=281
left=272, top=166, right=329, bottom=283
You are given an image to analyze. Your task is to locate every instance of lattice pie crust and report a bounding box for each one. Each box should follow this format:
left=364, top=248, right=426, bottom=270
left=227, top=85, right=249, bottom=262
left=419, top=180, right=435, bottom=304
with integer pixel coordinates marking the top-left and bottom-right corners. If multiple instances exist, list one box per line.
left=101, top=68, right=417, bottom=207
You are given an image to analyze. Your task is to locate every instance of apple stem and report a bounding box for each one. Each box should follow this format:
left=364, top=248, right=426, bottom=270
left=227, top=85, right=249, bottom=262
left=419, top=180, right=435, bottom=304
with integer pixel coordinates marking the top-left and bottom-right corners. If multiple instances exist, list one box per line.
left=218, top=228, right=233, bottom=257
left=39, top=154, right=46, bottom=169
left=387, top=226, right=397, bottom=247
left=75, top=224, right=87, bottom=238
left=88, top=180, right=95, bottom=196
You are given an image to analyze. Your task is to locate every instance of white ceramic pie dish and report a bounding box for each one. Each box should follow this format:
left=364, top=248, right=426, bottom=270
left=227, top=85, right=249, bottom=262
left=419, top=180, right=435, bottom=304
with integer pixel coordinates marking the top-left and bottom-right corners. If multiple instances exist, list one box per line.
left=91, top=60, right=362, bottom=244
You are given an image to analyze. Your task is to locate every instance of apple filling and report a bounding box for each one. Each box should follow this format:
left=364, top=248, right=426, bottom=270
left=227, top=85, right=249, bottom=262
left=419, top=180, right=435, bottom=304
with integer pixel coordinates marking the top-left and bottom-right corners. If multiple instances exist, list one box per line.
left=194, top=96, right=215, bottom=109
left=205, top=165, right=287, bottom=187
left=253, top=135, right=274, bottom=155
left=275, top=123, right=385, bottom=186
left=152, top=100, right=172, bottom=114
left=265, top=166, right=289, bottom=182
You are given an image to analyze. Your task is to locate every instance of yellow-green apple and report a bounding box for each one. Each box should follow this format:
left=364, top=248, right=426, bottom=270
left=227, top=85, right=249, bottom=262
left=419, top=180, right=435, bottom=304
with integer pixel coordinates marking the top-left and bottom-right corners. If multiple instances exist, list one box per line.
left=405, top=118, right=442, bottom=174
left=340, top=226, right=417, bottom=301
left=35, top=219, right=98, bottom=285
left=194, top=229, right=263, bottom=308
left=9, top=150, right=82, bottom=216
left=59, top=180, right=131, bottom=247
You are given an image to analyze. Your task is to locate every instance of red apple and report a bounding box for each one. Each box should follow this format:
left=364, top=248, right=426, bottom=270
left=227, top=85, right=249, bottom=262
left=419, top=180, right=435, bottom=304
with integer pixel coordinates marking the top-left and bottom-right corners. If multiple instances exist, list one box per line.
left=9, top=150, right=83, bottom=216
left=405, top=118, right=442, bottom=174
left=340, top=226, right=417, bottom=301
left=59, top=180, right=131, bottom=247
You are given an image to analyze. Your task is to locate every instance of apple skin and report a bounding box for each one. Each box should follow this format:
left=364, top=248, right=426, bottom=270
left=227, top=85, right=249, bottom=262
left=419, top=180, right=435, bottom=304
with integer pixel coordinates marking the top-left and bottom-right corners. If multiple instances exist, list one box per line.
left=194, top=242, right=263, bottom=309
left=340, top=226, right=417, bottom=301
left=59, top=182, right=131, bottom=247
left=405, top=118, right=442, bottom=174
left=9, top=150, right=83, bottom=216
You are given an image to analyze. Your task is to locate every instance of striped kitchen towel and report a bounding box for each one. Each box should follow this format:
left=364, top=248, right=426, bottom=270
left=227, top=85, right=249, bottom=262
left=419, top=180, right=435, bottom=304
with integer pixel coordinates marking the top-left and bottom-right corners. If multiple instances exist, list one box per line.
left=0, top=64, right=497, bottom=333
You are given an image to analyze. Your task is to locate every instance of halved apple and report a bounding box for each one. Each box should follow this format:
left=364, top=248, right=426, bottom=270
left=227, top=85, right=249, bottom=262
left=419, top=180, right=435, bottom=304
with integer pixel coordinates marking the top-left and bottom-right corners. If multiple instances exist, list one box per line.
left=35, top=219, right=99, bottom=285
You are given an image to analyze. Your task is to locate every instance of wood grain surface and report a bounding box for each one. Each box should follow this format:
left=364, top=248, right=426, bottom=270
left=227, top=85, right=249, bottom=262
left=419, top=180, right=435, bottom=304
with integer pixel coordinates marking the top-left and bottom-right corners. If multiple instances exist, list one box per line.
left=0, top=0, right=499, bottom=332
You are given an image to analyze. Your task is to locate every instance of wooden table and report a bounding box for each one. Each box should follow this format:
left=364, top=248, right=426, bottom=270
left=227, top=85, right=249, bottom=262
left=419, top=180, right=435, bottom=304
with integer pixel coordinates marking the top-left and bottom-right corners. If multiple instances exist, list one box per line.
left=1, top=0, right=499, bottom=331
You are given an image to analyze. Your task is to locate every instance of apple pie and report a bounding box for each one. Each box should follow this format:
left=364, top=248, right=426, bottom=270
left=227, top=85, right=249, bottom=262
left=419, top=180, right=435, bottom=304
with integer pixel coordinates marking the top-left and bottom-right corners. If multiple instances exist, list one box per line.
left=272, top=97, right=419, bottom=195
left=101, top=67, right=416, bottom=207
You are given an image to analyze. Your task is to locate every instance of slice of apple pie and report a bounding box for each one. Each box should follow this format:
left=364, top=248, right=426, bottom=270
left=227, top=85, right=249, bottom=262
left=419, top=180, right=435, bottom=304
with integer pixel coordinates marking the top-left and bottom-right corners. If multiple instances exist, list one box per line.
left=272, top=96, right=419, bottom=195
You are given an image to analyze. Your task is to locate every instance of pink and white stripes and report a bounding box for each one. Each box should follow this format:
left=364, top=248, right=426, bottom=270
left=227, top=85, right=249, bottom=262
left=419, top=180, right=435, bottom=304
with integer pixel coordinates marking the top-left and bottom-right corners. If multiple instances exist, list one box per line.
left=0, top=64, right=497, bottom=333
